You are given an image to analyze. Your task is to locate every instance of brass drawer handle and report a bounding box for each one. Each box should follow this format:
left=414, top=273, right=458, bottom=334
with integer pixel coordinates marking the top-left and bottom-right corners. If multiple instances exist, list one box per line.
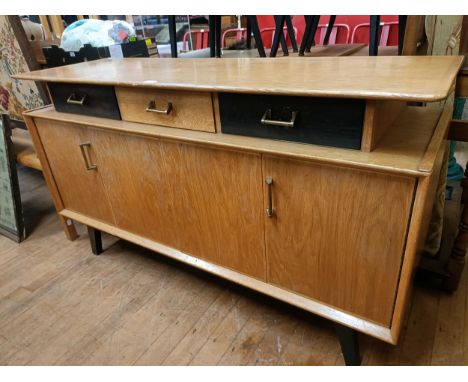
left=67, top=93, right=87, bottom=105
left=79, top=142, right=97, bottom=171
left=146, top=100, right=173, bottom=115
left=265, top=176, right=274, bottom=218
left=261, top=109, right=298, bottom=128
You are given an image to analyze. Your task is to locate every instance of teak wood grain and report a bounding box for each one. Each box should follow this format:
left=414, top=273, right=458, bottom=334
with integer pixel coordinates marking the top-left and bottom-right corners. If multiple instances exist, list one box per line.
left=115, top=87, right=216, bottom=133
left=24, top=106, right=443, bottom=177
left=86, top=126, right=266, bottom=280
left=13, top=56, right=464, bottom=102
left=263, top=156, right=416, bottom=326
left=34, top=119, right=115, bottom=225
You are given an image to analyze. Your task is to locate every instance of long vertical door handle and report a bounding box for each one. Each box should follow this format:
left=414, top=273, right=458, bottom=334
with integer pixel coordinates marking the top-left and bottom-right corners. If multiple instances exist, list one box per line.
left=79, top=142, right=97, bottom=171
left=265, top=176, right=274, bottom=217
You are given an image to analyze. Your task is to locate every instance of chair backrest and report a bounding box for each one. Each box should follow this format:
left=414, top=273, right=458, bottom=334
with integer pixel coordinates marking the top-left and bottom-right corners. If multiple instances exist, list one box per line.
left=260, top=26, right=298, bottom=49
left=182, top=29, right=210, bottom=51
left=316, top=23, right=350, bottom=44
left=350, top=21, right=399, bottom=46
left=221, top=28, right=247, bottom=48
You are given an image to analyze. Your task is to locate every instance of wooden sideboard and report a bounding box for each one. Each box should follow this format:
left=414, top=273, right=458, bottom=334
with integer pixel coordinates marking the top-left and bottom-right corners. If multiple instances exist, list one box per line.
left=15, top=56, right=463, bottom=365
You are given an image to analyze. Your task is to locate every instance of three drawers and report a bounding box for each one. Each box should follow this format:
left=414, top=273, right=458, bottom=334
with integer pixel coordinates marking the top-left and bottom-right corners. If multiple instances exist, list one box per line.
left=219, top=93, right=365, bottom=150
left=48, top=82, right=121, bottom=120
left=115, top=87, right=216, bottom=133
left=48, top=83, right=367, bottom=149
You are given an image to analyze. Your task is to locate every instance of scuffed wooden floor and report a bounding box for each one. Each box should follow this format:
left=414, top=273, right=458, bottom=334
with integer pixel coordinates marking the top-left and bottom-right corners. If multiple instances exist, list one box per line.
left=0, top=166, right=467, bottom=365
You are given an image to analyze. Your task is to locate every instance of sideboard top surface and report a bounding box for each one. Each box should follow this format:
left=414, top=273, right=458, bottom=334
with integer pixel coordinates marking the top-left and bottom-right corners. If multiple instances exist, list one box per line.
left=14, top=56, right=464, bottom=102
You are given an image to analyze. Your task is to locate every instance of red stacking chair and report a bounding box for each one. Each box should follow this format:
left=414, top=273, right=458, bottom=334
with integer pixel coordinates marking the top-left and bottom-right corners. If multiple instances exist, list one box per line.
left=182, top=29, right=210, bottom=51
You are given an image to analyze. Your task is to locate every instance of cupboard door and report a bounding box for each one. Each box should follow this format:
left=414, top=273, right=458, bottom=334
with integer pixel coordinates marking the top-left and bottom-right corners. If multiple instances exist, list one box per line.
left=263, top=156, right=416, bottom=326
left=35, top=119, right=114, bottom=223
left=91, top=129, right=266, bottom=280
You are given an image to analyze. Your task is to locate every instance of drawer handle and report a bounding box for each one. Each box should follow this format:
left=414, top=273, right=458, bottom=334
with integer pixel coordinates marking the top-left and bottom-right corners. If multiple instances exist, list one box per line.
left=265, top=176, right=274, bottom=218
left=67, top=93, right=87, bottom=106
left=79, top=143, right=97, bottom=171
left=261, top=109, right=298, bottom=128
left=146, top=101, right=173, bottom=115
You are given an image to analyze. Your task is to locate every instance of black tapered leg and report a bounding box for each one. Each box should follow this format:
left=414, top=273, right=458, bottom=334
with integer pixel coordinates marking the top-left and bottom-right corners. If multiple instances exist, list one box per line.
left=299, top=15, right=312, bottom=56
left=323, top=15, right=336, bottom=45
left=369, top=15, right=380, bottom=56
left=209, top=16, right=216, bottom=57
left=305, top=15, right=320, bottom=52
left=247, top=16, right=266, bottom=57
left=398, top=15, right=408, bottom=55
left=87, top=226, right=103, bottom=256
left=335, top=324, right=361, bottom=366
left=285, top=16, right=298, bottom=52
left=215, top=15, right=222, bottom=58
left=168, top=15, right=178, bottom=58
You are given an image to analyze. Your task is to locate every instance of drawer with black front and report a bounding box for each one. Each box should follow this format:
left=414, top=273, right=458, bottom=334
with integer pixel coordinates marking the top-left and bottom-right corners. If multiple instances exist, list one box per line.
left=48, top=82, right=121, bottom=120
left=218, top=93, right=365, bottom=150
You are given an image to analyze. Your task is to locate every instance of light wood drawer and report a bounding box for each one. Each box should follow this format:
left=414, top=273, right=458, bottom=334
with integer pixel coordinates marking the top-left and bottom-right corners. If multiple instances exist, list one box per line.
left=115, top=87, right=216, bottom=132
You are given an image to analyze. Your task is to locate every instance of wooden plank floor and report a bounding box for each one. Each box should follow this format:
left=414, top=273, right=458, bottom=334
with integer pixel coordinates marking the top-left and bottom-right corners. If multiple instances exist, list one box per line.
left=0, top=166, right=467, bottom=365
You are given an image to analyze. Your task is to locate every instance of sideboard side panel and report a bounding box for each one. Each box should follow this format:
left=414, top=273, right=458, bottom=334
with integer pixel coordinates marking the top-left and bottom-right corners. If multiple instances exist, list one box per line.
left=23, top=115, right=79, bottom=240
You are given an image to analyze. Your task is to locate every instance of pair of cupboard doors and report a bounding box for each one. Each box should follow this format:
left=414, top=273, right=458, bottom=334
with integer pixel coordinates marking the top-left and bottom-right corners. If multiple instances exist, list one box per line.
left=36, top=118, right=416, bottom=327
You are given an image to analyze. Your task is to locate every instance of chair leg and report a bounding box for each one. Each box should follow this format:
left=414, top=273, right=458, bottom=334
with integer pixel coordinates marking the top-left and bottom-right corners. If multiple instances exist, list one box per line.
left=323, top=15, right=336, bottom=45
left=270, top=15, right=286, bottom=57
left=215, top=16, right=222, bottom=58
left=398, top=15, right=408, bottom=55
left=299, top=15, right=313, bottom=56
left=285, top=16, right=298, bottom=52
left=209, top=16, right=216, bottom=57
left=305, top=15, right=320, bottom=52
left=247, top=16, right=266, bottom=57
left=280, top=16, right=289, bottom=56
left=369, top=15, right=380, bottom=56
left=335, top=323, right=361, bottom=366
left=87, top=226, right=103, bottom=256
left=246, top=17, right=252, bottom=49
left=168, top=15, right=178, bottom=58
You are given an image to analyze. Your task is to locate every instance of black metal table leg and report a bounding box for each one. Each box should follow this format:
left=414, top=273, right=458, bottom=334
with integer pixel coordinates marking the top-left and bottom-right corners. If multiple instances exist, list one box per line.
left=398, top=15, right=408, bottom=55
left=87, top=226, right=103, bottom=256
left=285, top=16, right=298, bottom=52
left=168, top=15, right=178, bottom=58
left=323, top=15, right=336, bottom=45
left=247, top=16, right=266, bottom=57
left=369, top=15, right=380, bottom=56
left=335, top=324, right=361, bottom=366
left=209, top=16, right=216, bottom=57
